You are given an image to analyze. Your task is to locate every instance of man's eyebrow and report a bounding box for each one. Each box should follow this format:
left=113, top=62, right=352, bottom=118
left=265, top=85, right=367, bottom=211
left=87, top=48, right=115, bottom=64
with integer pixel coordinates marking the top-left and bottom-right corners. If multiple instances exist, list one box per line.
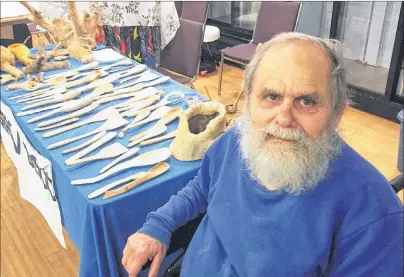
left=258, top=87, right=322, bottom=99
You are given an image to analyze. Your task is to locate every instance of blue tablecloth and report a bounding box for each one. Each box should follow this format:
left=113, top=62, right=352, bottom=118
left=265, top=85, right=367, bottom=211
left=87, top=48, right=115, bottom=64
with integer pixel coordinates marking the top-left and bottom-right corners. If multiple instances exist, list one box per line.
left=1, top=45, right=204, bottom=276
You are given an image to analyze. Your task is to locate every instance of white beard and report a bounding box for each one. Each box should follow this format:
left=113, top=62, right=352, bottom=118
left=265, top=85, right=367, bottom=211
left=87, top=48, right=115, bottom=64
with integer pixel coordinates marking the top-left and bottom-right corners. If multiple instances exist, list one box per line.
left=236, top=114, right=342, bottom=195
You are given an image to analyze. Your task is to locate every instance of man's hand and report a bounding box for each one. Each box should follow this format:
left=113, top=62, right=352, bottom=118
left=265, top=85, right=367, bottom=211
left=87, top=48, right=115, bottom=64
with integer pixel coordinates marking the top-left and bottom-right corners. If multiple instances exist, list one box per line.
left=122, top=233, right=168, bottom=277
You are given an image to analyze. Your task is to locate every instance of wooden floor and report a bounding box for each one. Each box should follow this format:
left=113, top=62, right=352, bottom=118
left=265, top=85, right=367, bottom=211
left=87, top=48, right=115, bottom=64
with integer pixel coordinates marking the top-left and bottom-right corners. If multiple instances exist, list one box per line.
left=1, top=65, right=401, bottom=277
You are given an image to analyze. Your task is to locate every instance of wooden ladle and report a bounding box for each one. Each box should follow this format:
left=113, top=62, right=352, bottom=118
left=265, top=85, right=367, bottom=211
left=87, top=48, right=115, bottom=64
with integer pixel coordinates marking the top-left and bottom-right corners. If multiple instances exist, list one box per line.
left=103, top=162, right=170, bottom=199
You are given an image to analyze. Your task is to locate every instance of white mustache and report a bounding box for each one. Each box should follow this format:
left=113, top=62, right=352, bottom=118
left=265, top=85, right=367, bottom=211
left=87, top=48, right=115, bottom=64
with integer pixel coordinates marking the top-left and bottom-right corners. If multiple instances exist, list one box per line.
left=261, top=125, right=307, bottom=141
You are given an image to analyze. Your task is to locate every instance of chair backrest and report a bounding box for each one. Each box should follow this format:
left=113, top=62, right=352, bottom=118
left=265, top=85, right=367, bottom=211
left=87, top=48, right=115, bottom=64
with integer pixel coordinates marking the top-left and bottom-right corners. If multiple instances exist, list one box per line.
left=175, top=1, right=183, bottom=17
left=180, top=1, right=209, bottom=24
left=252, top=2, right=301, bottom=44
left=160, top=18, right=205, bottom=79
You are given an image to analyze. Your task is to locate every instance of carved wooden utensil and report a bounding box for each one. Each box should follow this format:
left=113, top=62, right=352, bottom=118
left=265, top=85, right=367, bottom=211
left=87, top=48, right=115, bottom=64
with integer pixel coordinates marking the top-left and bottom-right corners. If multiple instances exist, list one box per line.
left=67, top=142, right=128, bottom=166
left=139, top=130, right=177, bottom=147
left=103, top=162, right=170, bottom=199
left=88, top=171, right=146, bottom=199
left=96, top=76, right=170, bottom=100
left=62, top=131, right=107, bottom=154
left=17, top=103, right=65, bottom=117
left=65, top=132, right=118, bottom=165
left=34, top=84, right=114, bottom=127
left=35, top=118, right=80, bottom=131
left=119, top=106, right=171, bottom=138
left=115, top=94, right=161, bottom=113
left=100, top=147, right=140, bottom=174
left=123, top=91, right=184, bottom=118
left=71, top=147, right=171, bottom=185
left=127, top=107, right=182, bottom=143
left=45, top=61, right=99, bottom=80
left=28, top=101, right=99, bottom=124
left=128, top=124, right=167, bottom=147
left=43, top=106, right=118, bottom=138
left=47, top=114, right=127, bottom=149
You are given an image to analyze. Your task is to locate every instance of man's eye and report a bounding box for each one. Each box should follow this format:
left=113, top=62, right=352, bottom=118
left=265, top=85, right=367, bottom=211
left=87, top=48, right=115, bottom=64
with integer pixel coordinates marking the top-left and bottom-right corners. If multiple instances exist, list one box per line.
left=300, top=97, right=317, bottom=106
left=267, top=94, right=280, bottom=101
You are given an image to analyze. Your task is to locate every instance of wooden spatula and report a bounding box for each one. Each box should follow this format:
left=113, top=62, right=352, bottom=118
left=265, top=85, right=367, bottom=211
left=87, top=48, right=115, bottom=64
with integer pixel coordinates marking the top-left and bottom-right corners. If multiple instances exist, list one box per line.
left=103, top=162, right=170, bottom=199
left=88, top=171, right=146, bottom=199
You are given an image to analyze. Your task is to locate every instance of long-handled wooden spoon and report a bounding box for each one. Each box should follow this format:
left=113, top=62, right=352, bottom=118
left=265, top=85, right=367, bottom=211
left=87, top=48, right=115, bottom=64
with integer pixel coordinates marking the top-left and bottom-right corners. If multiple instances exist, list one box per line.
left=71, top=147, right=171, bottom=185
left=103, top=162, right=169, bottom=199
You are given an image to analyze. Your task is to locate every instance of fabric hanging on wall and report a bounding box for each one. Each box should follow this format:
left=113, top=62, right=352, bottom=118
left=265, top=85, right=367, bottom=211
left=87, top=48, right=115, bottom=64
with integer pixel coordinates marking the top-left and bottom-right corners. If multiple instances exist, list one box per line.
left=36, top=1, right=179, bottom=68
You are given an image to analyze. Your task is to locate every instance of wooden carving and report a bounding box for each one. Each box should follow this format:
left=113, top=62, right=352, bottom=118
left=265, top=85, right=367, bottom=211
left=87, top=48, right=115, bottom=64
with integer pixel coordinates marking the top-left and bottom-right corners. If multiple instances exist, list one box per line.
left=169, top=101, right=227, bottom=161
left=20, top=1, right=102, bottom=64
left=0, top=46, right=25, bottom=79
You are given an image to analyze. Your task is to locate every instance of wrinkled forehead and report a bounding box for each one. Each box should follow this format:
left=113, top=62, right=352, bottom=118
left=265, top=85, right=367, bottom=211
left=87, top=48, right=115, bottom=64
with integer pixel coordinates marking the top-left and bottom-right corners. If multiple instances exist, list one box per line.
left=253, top=41, right=332, bottom=99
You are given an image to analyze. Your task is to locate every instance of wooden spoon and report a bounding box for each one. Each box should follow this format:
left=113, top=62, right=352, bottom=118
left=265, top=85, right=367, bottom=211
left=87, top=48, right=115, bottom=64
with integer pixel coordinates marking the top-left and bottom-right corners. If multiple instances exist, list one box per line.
left=35, top=118, right=79, bottom=131
left=62, top=131, right=107, bottom=154
left=119, top=106, right=171, bottom=138
left=67, top=142, right=128, bottom=166
left=28, top=101, right=99, bottom=124
left=115, top=94, right=160, bottom=113
left=43, top=106, right=118, bottom=138
left=71, top=147, right=171, bottom=185
left=128, top=124, right=167, bottom=147
left=17, top=103, right=64, bottom=117
left=139, top=130, right=177, bottom=146
left=127, top=107, right=182, bottom=143
left=103, top=162, right=170, bottom=199
left=100, top=147, right=140, bottom=174
left=47, top=114, right=127, bottom=149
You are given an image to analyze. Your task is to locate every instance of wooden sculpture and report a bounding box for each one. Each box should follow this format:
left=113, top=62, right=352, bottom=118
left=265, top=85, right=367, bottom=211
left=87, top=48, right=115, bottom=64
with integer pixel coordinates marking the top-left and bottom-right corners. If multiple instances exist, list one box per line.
left=0, top=46, right=25, bottom=79
left=169, top=101, right=227, bottom=161
left=20, top=1, right=102, bottom=64
left=8, top=43, right=34, bottom=66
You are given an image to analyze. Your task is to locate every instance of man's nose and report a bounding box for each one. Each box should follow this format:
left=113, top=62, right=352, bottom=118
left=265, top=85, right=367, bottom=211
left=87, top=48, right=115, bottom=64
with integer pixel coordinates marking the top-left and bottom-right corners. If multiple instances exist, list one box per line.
left=275, top=101, right=295, bottom=127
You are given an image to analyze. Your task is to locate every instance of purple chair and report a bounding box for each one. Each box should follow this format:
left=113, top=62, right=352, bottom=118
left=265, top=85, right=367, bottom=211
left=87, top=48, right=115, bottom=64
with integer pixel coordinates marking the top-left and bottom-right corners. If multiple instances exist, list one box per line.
left=156, top=18, right=205, bottom=90
left=156, top=2, right=208, bottom=89
left=217, top=1, right=301, bottom=95
left=181, top=1, right=209, bottom=24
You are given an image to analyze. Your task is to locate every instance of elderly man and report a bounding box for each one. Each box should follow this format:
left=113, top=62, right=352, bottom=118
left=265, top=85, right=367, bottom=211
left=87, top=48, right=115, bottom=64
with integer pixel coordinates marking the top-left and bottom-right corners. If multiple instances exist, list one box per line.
left=122, top=33, right=404, bottom=277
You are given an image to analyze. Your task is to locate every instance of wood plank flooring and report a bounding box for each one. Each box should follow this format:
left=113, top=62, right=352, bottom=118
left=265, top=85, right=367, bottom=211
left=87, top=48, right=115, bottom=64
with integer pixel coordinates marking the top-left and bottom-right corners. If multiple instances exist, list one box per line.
left=1, top=64, right=401, bottom=276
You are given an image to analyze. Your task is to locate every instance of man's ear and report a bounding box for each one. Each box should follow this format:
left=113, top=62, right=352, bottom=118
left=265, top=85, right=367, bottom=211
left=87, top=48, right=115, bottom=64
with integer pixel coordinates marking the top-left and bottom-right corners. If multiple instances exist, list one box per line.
left=335, top=101, right=349, bottom=126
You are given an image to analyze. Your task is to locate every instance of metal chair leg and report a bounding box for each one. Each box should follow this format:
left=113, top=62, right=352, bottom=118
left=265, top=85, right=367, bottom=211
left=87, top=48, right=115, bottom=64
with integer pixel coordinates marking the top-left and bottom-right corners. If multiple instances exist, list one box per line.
left=218, top=53, right=225, bottom=96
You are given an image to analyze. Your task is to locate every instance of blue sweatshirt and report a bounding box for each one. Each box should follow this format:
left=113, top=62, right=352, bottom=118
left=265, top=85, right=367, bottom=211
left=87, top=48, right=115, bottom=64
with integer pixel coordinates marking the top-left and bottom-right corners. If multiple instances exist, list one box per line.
left=139, top=127, right=404, bottom=277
